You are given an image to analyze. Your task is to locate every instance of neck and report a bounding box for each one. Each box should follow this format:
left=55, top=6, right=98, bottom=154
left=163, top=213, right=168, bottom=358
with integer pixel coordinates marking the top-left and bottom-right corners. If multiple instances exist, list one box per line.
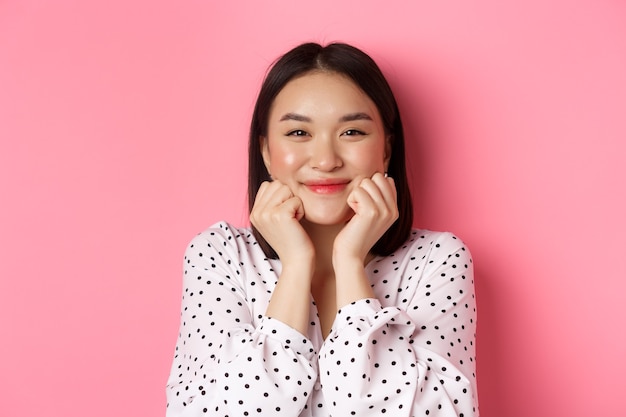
left=301, top=220, right=343, bottom=281
left=300, top=219, right=377, bottom=286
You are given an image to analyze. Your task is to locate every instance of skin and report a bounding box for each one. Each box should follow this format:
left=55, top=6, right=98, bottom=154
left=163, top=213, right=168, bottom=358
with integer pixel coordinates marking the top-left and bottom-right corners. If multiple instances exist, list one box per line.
left=250, top=71, right=399, bottom=338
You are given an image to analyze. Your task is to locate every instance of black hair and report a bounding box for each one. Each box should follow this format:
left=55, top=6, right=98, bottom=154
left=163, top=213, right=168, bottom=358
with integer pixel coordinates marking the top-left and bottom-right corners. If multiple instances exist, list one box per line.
left=248, top=42, right=413, bottom=258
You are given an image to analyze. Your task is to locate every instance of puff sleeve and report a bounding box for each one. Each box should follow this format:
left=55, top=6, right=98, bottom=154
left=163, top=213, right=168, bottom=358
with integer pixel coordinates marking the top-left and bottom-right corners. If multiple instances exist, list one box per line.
left=318, top=232, right=478, bottom=416
left=166, top=224, right=319, bottom=416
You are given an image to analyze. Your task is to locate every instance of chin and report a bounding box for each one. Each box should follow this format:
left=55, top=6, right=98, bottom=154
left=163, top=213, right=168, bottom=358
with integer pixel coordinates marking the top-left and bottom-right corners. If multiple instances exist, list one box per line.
left=303, top=209, right=354, bottom=226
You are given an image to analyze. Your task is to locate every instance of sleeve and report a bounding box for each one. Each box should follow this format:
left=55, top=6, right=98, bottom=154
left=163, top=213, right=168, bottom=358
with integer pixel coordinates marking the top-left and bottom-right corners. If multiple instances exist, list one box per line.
left=165, top=226, right=318, bottom=417
left=318, top=232, right=479, bottom=417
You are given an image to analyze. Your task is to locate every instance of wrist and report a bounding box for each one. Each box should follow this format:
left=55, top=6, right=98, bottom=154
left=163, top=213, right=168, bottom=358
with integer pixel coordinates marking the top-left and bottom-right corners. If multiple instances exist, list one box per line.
left=332, top=249, right=366, bottom=271
left=333, top=259, right=374, bottom=308
left=280, top=256, right=315, bottom=282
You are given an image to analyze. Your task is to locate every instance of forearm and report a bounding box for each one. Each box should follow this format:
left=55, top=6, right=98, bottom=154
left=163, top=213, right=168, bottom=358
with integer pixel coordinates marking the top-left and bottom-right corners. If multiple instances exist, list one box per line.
left=319, top=299, right=477, bottom=417
left=266, top=262, right=314, bottom=335
left=167, top=228, right=319, bottom=416
left=333, top=256, right=375, bottom=309
left=167, top=318, right=318, bottom=416
left=318, top=300, right=416, bottom=415
left=320, top=232, right=480, bottom=416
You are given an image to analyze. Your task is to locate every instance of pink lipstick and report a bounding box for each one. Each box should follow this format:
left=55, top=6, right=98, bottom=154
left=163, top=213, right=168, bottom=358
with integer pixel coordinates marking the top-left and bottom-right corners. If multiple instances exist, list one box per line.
left=304, top=179, right=349, bottom=194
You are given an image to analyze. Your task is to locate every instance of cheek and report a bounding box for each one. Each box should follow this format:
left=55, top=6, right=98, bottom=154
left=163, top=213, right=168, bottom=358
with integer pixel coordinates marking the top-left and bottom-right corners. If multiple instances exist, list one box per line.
left=284, top=153, right=296, bottom=166
left=346, top=143, right=387, bottom=171
left=269, top=146, right=299, bottom=172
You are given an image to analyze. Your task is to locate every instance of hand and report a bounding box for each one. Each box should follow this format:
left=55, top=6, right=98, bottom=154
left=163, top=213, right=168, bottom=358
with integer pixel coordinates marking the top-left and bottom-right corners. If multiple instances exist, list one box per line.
left=333, top=172, right=399, bottom=265
left=250, top=180, right=315, bottom=266
left=252, top=180, right=315, bottom=335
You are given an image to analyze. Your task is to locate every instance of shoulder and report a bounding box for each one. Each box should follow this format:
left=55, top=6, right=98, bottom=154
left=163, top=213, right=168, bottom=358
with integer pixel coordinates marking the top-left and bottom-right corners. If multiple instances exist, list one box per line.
left=184, top=221, right=263, bottom=263
left=368, top=229, right=473, bottom=306
left=403, top=229, right=474, bottom=284
left=376, top=228, right=472, bottom=274
left=372, top=229, right=472, bottom=275
left=401, top=229, right=471, bottom=257
left=188, top=221, right=254, bottom=246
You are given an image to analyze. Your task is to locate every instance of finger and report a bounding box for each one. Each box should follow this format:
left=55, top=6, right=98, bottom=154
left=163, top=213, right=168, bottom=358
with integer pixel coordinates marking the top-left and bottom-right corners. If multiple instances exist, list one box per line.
left=281, top=196, right=305, bottom=221
left=255, top=180, right=286, bottom=204
left=252, top=181, right=293, bottom=227
left=358, top=177, right=387, bottom=206
left=252, top=195, right=303, bottom=233
left=369, top=172, right=398, bottom=204
left=351, top=176, right=398, bottom=222
left=346, top=185, right=377, bottom=215
left=257, top=181, right=294, bottom=207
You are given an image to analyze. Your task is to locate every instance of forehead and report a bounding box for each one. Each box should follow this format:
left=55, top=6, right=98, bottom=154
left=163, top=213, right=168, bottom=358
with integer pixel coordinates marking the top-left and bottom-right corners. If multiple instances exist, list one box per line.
left=269, top=71, right=381, bottom=121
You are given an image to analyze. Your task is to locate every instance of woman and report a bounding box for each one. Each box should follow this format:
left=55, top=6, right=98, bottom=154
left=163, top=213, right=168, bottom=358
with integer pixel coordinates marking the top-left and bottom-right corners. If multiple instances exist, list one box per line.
left=166, top=42, right=479, bottom=416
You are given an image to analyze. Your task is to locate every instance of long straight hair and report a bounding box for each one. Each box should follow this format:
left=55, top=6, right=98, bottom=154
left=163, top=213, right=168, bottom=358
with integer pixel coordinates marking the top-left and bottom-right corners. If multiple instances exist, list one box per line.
left=248, top=42, right=413, bottom=259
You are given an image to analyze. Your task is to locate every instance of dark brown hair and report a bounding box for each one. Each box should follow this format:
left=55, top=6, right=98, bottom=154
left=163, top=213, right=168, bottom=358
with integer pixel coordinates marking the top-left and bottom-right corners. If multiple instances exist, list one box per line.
left=248, top=42, right=413, bottom=258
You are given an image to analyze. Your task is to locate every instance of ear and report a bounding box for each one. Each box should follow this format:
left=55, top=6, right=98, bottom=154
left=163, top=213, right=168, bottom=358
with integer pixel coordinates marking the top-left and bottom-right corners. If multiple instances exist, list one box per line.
left=260, top=136, right=271, bottom=173
left=383, top=134, right=393, bottom=171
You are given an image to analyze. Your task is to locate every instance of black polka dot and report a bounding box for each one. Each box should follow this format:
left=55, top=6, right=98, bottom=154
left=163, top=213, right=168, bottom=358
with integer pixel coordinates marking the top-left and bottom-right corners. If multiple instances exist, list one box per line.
left=166, top=223, right=478, bottom=416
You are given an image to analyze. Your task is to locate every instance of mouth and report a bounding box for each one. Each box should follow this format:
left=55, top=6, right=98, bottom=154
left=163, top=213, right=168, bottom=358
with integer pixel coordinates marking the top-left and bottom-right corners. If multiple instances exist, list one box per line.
left=303, top=179, right=350, bottom=194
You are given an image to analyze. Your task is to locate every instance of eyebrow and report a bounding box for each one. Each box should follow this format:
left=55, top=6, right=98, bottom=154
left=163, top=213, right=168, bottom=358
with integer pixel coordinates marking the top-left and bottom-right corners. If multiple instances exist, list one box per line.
left=279, top=113, right=312, bottom=122
left=339, top=112, right=373, bottom=122
left=278, top=112, right=373, bottom=123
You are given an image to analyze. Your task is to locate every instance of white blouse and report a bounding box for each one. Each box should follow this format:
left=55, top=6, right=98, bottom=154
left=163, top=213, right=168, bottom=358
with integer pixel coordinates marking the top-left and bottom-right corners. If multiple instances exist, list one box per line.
left=166, top=221, right=479, bottom=416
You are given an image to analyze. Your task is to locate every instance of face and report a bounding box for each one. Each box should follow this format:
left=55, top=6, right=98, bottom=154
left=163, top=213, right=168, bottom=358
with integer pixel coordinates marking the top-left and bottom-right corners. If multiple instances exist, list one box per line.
left=261, top=71, right=391, bottom=226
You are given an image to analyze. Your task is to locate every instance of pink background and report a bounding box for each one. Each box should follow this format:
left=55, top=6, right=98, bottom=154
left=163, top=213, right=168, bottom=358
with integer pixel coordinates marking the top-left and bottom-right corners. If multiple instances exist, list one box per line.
left=1, top=1, right=625, bottom=416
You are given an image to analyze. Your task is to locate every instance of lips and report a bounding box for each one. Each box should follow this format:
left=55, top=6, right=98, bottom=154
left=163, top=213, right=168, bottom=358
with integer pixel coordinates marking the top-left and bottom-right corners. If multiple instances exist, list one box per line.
left=303, top=179, right=350, bottom=194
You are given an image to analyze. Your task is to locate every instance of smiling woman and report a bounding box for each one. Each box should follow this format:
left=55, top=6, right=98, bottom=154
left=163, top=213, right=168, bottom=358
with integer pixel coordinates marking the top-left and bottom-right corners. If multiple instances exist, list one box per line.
left=165, top=42, right=479, bottom=417
left=261, top=71, right=390, bottom=226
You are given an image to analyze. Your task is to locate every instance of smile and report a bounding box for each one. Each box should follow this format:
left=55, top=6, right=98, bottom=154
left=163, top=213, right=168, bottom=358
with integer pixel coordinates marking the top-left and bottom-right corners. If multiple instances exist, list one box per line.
left=304, top=180, right=349, bottom=194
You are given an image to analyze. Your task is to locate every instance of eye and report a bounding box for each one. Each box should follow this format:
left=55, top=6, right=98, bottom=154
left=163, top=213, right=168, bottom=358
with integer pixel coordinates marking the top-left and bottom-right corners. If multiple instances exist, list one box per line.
left=342, top=129, right=366, bottom=137
left=286, top=129, right=309, bottom=137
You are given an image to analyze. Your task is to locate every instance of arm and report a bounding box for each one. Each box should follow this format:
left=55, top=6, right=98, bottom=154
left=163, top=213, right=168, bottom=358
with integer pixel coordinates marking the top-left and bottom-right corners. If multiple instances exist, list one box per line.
left=333, top=173, right=398, bottom=307
left=251, top=180, right=315, bottom=336
left=165, top=224, right=318, bottom=417
left=320, top=232, right=479, bottom=416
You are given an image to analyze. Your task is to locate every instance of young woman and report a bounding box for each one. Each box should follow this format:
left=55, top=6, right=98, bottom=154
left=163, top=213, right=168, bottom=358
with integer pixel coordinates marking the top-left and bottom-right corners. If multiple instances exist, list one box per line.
left=166, top=42, right=479, bottom=417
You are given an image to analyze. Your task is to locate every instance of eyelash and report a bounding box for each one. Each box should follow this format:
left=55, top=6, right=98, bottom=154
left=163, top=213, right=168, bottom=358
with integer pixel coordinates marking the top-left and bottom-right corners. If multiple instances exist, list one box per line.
left=343, top=129, right=366, bottom=136
left=286, top=129, right=366, bottom=137
left=286, top=129, right=309, bottom=137
left=285, top=129, right=367, bottom=140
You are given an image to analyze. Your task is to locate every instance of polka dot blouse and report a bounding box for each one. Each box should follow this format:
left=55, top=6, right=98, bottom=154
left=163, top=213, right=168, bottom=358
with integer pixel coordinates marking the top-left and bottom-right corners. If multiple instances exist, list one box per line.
left=166, top=221, right=479, bottom=416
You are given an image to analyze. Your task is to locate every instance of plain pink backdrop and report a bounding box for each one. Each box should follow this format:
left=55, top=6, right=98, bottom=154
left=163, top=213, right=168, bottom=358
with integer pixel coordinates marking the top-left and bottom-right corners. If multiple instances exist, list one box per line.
left=1, top=1, right=625, bottom=416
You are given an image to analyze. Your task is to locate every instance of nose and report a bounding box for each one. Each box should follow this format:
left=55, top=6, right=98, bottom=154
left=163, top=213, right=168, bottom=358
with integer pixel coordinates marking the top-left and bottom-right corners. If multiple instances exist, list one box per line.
left=309, top=136, right=342, bottom=172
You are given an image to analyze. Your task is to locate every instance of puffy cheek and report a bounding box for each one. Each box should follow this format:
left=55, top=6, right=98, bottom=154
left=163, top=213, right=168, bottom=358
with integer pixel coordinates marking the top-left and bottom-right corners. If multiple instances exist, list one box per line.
left=283, top=152, right=296, bottom=167
left=268, top=146, right=300, bottom=175
left=346, top=144, right=387, bottom=174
